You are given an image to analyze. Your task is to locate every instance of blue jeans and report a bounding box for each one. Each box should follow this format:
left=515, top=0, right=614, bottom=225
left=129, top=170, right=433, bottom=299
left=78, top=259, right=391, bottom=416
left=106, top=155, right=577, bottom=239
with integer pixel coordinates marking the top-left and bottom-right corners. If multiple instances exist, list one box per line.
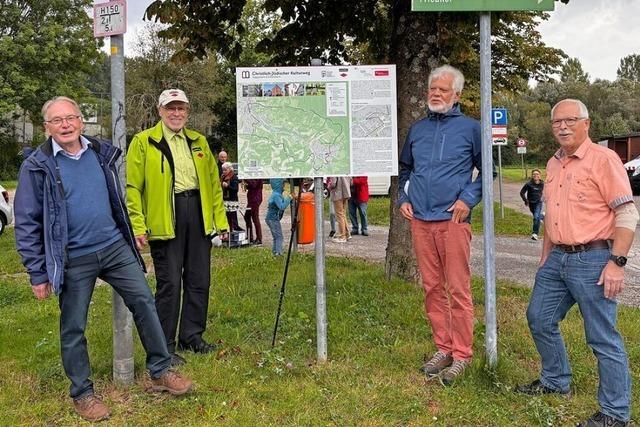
left=527, top=247, right=630, bottom=421
left=266, top=218, right=284, bottom=255
left=59, top=239, right=171, bottom=399
left=348, top=199, right=368, bottom=233
left=529, top=202, right=543, bottom=234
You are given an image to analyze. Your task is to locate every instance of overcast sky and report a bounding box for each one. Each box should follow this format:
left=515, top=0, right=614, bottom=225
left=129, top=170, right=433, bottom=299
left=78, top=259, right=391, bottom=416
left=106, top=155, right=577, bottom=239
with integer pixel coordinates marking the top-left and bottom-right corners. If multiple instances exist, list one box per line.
left=105, top=0, right=639, bottom=82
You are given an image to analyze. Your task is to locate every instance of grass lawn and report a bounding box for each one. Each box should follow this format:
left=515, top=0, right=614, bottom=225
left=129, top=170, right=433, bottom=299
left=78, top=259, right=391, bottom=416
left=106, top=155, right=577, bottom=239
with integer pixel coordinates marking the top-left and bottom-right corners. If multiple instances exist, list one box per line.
left=0, top=180, right=17, bottom=190
left=362, top=197, right=541, bottom=237
left=500, top=167, right=546, bottom=184
left=0, top=229, right=637, bottom=425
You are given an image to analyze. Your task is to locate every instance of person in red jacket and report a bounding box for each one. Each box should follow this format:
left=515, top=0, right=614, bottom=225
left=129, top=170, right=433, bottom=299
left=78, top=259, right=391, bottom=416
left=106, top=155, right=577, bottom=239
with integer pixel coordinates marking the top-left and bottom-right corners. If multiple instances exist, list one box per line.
left=349, top=176, right=370, bottom=236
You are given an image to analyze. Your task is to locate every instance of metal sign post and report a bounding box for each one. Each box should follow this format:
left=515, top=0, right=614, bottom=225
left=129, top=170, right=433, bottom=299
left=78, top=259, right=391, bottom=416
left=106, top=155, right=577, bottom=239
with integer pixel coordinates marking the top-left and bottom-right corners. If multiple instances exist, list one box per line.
left=310, top=58, right=327, bottom=363
left=492, top=108, right=508, bottom=220
left=479, top=12, right=497, bottom=367
left=94, top=0, right=133, bottom=385
left=517, top=138, right=528, bottom=178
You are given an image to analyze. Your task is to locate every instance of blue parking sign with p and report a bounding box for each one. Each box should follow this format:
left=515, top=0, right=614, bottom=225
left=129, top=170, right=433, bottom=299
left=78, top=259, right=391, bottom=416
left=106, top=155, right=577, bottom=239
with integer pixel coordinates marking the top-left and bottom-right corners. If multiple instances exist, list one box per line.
left=491, top=108, right=507, bottom=126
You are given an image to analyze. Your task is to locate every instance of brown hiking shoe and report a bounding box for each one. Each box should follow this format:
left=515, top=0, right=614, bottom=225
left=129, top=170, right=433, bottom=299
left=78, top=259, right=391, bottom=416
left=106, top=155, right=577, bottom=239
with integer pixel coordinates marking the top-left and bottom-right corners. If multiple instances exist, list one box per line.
left=420, top=351, right=453, bottom=376
left=150, top=370, right=193, bottom=395
left=441, top=359, right=470, bottom=386
left=73, top=394, right=110, bottom=422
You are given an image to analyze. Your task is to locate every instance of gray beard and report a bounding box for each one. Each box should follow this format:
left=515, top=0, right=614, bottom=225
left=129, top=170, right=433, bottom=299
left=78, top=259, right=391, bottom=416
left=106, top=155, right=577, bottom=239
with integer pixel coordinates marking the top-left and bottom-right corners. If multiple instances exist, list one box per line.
left=428, top=102, right=453, bottom=114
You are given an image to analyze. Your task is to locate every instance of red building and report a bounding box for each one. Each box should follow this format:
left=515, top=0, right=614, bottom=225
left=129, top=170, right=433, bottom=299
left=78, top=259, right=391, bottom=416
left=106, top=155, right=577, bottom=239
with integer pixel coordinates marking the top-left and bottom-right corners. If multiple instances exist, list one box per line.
left=600, top=132, right=640, bottom=163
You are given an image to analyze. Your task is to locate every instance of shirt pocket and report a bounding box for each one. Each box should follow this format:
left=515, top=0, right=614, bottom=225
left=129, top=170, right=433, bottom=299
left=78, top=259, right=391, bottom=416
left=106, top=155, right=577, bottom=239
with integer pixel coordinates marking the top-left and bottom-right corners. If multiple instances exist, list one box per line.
left=568, top=173, right=595, bottom=203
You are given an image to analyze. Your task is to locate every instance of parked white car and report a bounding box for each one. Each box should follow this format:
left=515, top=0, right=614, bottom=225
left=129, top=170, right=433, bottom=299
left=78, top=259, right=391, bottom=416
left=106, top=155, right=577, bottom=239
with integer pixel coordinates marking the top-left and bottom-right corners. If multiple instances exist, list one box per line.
left=368, top=175, right=391, bottom=196
left=0, top=184, right=13, bottom=236
left=623, top=155, right=640, bottom=195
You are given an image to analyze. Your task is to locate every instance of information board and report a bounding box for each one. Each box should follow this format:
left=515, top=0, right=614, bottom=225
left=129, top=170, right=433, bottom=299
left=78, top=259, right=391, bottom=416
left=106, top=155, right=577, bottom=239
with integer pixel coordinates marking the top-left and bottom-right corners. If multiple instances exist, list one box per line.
left=236, top=65, right=398, bottom=178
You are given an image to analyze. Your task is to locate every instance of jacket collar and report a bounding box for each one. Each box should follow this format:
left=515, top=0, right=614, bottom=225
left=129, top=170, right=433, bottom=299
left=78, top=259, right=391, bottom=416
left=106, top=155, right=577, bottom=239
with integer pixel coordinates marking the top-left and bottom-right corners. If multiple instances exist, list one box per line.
left=149, top=121, right=199, bottom=144
left=427, top=103, right=463, bottom=120
left=30, top=135, right=119, bottom=166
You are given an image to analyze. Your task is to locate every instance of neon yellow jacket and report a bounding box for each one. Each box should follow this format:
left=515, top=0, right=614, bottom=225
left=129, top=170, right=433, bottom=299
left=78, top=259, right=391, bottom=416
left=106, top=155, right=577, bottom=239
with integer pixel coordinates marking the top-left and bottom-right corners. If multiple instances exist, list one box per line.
left=126, top=121, right=228, bottom=240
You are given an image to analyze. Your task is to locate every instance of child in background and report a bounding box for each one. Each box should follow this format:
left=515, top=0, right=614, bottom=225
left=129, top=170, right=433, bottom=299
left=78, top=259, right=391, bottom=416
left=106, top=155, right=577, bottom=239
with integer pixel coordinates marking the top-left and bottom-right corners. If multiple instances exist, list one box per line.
left=266, top=178, right=292, bottom=256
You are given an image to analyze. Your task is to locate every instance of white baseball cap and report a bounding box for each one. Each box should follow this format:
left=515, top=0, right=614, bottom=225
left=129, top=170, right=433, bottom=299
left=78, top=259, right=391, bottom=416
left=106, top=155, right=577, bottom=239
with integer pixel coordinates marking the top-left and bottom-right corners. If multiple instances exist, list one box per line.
left=158, top=89, right=189, bottom=106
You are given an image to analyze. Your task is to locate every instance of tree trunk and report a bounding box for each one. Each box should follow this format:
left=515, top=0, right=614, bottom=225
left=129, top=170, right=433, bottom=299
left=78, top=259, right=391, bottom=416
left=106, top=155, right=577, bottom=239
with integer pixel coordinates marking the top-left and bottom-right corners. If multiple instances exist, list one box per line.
left=385, top=3, right=442, bottom=283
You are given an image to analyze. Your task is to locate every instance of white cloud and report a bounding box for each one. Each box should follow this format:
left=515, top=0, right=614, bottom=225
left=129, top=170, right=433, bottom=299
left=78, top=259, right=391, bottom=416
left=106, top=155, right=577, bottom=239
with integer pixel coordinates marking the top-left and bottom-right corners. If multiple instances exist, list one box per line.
left=538, top=0, right=640, bottom=81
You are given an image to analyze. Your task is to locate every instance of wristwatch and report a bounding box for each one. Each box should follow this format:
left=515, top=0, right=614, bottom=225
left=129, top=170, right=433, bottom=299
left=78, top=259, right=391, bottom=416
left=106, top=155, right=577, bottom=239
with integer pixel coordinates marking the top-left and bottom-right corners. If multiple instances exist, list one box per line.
left=609, top=254, right=628, bottom=267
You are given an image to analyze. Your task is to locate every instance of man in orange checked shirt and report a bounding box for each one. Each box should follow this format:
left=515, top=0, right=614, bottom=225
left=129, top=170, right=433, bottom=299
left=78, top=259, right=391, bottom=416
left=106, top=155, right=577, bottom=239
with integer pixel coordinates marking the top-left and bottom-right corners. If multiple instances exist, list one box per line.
left=516, top=99, right=638, bottom=427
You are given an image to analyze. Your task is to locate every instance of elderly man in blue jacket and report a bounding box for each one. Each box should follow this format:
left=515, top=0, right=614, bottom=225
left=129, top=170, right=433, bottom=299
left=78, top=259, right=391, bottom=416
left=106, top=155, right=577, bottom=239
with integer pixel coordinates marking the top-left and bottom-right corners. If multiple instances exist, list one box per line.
left=14, top=96, right=192, bottom=422
left=398, top=65, right=492, bottom=386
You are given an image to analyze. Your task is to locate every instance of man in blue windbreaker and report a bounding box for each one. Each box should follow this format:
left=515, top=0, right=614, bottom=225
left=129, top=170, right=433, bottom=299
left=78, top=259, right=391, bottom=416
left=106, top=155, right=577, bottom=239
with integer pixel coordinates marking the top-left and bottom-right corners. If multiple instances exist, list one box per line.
left=14, top=96, right=192, bottom=422
left=398, top=65, right=493, bottom=386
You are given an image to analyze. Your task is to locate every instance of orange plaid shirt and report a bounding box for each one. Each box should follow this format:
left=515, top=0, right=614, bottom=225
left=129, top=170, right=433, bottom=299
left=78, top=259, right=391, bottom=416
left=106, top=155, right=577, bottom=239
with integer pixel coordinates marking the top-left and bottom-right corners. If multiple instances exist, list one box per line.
left=544, top=138, right=633, bottom=245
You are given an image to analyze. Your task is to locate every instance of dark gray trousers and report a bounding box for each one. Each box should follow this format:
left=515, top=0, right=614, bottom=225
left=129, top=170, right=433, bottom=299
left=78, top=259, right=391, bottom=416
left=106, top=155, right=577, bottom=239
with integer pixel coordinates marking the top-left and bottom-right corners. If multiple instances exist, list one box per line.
left=149, top=192, right=212, bottom=352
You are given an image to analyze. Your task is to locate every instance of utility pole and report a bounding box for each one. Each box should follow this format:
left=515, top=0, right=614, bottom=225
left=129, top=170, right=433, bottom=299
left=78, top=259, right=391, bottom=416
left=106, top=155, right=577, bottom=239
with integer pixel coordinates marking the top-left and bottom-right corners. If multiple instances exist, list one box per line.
left=110, top=33, right=134, bottom=385
left=93, top=0, right=133, bottom=385
left=310, top=58, right=327, bottom=363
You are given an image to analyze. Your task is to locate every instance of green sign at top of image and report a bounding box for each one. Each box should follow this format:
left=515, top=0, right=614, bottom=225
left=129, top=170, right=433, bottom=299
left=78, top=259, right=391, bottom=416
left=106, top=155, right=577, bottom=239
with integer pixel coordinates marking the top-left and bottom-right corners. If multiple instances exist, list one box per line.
left=411, top=0, right=555, bottom=12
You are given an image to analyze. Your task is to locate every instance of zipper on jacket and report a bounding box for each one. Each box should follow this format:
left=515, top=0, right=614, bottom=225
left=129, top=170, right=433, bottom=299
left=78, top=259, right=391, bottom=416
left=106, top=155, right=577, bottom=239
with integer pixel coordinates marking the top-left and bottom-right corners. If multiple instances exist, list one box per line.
left=161, top=153, right=164, bottom=173
left=439, top=133, right=446, bottom=161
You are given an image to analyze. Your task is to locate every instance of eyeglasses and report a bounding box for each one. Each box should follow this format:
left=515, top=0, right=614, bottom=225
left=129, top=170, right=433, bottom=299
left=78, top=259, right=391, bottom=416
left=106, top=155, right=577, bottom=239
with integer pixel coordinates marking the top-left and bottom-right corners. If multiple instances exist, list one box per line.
left=45, top=115, right=82, bottom=126
left=162, top=105, right=189, bottom=114
left=551, top=117, right=587, bottom=128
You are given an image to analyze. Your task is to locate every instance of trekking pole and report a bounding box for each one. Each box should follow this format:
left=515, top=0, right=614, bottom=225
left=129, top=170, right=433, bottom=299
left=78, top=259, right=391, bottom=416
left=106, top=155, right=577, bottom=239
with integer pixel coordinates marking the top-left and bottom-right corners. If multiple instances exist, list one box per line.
left=271, top=182, right=303, bottom=347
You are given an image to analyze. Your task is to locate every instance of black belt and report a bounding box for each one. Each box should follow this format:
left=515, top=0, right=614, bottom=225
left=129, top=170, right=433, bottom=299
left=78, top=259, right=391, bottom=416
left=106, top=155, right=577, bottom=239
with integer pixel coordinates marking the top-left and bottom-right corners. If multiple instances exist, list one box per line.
left=175, top=189, right=199, bottom=197
left=555, top=240, right=611, bottom=253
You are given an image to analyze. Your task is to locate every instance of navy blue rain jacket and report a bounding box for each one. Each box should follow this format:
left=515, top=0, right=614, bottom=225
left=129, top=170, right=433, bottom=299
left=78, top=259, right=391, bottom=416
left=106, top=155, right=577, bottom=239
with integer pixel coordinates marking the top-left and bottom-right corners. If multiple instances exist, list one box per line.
left=14, top=136, right=144, bottom=294
left=398, top=104, right=493, bottom=221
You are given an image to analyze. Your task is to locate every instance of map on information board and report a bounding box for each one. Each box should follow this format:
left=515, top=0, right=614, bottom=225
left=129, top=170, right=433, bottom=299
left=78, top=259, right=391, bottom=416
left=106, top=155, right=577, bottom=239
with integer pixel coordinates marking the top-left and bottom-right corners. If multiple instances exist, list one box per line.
left=236, top=65, right=397, bottom=178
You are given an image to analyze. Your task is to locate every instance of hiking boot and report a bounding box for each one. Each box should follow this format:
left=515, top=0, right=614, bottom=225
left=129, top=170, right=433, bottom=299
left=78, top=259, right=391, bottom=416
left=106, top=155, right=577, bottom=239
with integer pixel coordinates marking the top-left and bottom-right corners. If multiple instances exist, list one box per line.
left=420, top=351, right=453, bottom=376
left=441, top=359, right=470, bottom=386
left=514, top=379, right=571, bottom=397
left=531, top=233, right=538, bottom=240
left=331, top=237, right=347, bottom=243
left=150, top=370, right=193, bottom=395
left=73, top=394, right=110, bottom=422
left=361, top=231, right=369, bottom=236
left=577, top=411, right=628, bottom=427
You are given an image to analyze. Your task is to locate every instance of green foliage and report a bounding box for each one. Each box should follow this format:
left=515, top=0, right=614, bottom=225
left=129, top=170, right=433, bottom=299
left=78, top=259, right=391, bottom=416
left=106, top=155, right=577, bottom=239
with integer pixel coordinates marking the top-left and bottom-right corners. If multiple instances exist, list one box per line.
left=560, top=57, right=590, bottom=83
left=0, top=228, right=638, bottom=425
left=145, top=1, right=565, bottom=95
left=495, top=57, right=640, bottom=166
left=617, top=53, right=640, bottom=82
left=124, top=24, right=224, bottom=139
left=0, top=0, right=102, bottom=122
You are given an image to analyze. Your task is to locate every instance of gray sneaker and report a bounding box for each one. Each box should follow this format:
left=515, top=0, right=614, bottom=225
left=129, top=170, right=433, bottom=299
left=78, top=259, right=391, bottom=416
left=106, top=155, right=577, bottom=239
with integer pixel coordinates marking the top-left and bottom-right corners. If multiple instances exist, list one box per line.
left=420, top=351, right=453, bottom=376
left=441, top=359, right=470, bottom=386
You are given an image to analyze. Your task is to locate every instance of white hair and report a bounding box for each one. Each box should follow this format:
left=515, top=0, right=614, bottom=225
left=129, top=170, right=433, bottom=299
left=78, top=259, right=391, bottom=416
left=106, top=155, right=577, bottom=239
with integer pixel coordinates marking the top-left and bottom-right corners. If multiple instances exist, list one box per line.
left=428, top=65, right=465, bottom=93
left=41, top=96, right=82, bottom=121
left=551, top=99, right=589, bottom=119
left=221, top=162, right=234, bottom=172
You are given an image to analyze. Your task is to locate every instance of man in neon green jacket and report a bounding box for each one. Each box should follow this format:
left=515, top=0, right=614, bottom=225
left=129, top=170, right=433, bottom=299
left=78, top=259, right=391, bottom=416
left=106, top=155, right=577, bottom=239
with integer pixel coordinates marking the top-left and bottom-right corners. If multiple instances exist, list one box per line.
left=126, top=89, right=228, bottom=366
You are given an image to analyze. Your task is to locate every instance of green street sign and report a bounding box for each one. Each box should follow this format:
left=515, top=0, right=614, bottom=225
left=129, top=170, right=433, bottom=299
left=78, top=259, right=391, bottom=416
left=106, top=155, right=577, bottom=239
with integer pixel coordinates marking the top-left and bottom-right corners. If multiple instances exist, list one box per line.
left=411, top=0, right=555, bottom=12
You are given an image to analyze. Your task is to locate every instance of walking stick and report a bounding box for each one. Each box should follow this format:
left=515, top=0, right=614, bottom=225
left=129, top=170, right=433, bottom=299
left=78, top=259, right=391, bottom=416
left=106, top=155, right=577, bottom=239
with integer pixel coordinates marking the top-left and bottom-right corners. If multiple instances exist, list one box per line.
left=271, top=181, right=302, bottom=347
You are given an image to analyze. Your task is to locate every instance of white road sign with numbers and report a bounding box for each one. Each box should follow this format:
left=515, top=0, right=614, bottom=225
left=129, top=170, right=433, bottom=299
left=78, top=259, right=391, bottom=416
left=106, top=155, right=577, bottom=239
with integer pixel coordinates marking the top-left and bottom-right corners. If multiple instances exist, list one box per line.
left=93, top=0, right=126, bottom=37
